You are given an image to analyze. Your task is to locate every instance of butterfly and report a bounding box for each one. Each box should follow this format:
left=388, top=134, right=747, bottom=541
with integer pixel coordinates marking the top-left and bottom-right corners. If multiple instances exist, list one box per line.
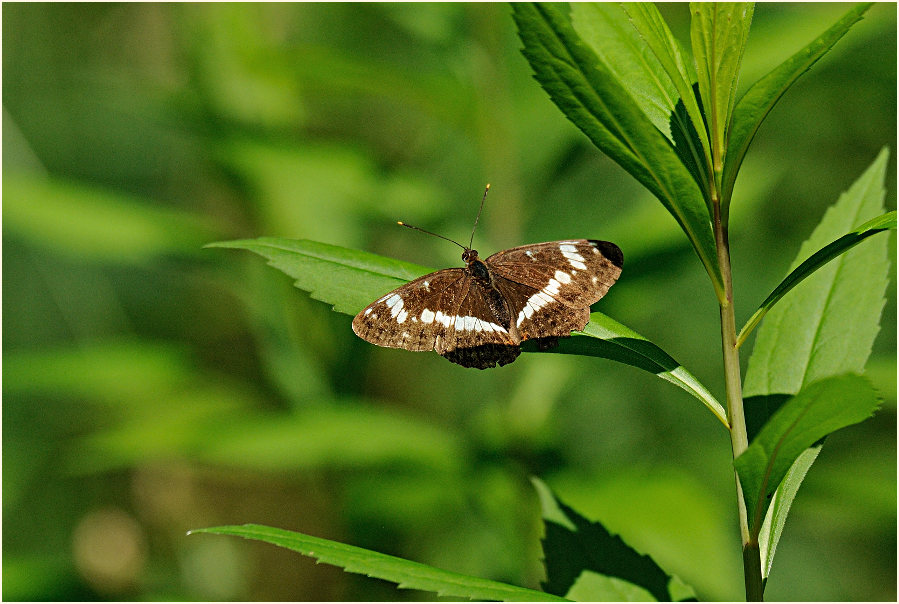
left=352, top=186, right=623, bottom=369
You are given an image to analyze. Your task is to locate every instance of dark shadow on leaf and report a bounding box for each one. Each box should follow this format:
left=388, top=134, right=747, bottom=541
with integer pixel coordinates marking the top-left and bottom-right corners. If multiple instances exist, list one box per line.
left=744, top=393, right=830, bottom=448
left=541, top=490, right=684, bottom=601
left=744, top=394, right=790, bottom=442
left=669, top=83, right=710, bottom=197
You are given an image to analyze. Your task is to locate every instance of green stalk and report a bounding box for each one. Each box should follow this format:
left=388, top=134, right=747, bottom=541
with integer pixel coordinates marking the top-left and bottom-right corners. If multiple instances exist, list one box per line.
left=713, top=198, right=764, bottom=601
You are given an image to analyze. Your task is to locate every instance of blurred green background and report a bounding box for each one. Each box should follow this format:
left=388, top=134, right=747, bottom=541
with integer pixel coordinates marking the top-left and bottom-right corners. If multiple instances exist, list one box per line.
left=3, top=3, right=895, bottom=601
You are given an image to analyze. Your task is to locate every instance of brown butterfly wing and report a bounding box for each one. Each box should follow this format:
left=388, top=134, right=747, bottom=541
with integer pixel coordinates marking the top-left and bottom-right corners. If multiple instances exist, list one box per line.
left=351, top=268, right=518, bottom=356
left=486, top=240, right=622, bottom=338
left=486, top=240, right=622, bottom=308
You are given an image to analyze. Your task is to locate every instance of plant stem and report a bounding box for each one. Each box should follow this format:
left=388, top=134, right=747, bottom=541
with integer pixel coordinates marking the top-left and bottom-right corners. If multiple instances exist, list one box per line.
left=713, top=199, right=764, bottom=601
left=743, top=540, right=764, bottom=601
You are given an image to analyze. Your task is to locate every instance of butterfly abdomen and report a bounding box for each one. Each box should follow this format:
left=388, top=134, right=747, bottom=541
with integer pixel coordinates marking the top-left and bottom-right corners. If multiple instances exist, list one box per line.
left=463, top=256, right=518, bottom=337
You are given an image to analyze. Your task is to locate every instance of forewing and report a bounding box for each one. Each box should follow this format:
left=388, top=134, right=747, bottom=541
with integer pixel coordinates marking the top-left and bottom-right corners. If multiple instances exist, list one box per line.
left=352, top=269, right=468, bottom=352
left=486, top=240, right=623, bottom=308
left=490, top=273, right=591, bottom=341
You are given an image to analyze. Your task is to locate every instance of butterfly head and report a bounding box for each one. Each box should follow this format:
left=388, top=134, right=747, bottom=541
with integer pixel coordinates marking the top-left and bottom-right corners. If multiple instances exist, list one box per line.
left=461, top=248, right=479, bottom=264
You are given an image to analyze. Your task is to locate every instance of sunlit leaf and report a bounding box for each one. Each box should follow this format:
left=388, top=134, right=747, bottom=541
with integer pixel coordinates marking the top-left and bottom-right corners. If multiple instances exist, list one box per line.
left=571, top=4, right=694, bottom=146
left=689, top=2, right=754, bottom=174
left=734, top=374, right=880, bottom=536
left=620, top=2, right=712, bottom=196
left=189, top=524, right=568, bottom=602
left=737, top=210, right=896, bottom=347
left=207, top=237, right=431, bottom=315
left=755, top=445, right=820, bottom=577
left=744, top=148, right=891, bottom=395
left=565, top=570, right=655, bottom=602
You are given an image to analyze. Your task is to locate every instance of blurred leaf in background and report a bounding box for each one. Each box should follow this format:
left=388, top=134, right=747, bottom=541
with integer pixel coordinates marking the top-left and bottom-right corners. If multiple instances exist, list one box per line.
left=2, top=3, right=895, bottom=601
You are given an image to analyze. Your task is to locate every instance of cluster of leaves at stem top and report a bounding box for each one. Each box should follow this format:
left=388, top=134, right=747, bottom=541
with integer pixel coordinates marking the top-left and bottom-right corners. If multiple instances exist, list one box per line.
left=511, top=2, right=873, bottom=300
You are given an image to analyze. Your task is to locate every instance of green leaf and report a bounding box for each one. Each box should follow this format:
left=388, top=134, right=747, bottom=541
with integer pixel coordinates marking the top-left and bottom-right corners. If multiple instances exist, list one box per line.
left=531, top=312, right=727, bottom=428
left=189, top=524, right=568, bottom=602
left=744, top=148, right=891, bottom=395
left=511, top=3, right=723, bottom=298
left=737, top=210, right=896, bottom=347
left=620, top=2, right=712, bottom=195
left=755, top=445, right=821, bottom=578
left=207, top=237, right=431, bottom=315
left=689, top=2, right=754, bottom=174
left=734, top=374, right=880, bottom=536
left=532, top=478, right=695, bottom=602
left=564, top=570, right=655, bottom=602
left=722, top=3, right=873, bottom=205
left=569, top=3, right=679, bottom=136
left=742, top=148, right=892, bottom=579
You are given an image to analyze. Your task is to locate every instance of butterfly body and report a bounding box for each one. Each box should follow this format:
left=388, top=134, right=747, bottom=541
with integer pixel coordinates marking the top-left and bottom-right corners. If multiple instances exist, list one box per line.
left=352, top=239, right=623, bottom=369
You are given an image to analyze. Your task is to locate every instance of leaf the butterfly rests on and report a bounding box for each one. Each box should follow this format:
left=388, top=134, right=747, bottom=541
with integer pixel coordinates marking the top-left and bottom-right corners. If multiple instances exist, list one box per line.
left=352, top=239, right=623, bottom=369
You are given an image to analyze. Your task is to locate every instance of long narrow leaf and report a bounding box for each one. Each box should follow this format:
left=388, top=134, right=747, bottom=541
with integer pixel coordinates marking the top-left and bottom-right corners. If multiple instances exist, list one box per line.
left=755, top=445, right=821, bottom=576
left=189, top=524, right=568, bottom=602
left=690, top=3, right=754, bottom=174
left=737, top=210, right=896, bottom=347
left=512, top=4, right=651, bottom=192
left=722, top=3, right=872, bottom=205
left=573, top=2, right=715, bottom=209
left=734, top=374, right=880, bottom=536
left=570, top=4, right=683, bottom=140
left=512, top=3, right=723, bottom=297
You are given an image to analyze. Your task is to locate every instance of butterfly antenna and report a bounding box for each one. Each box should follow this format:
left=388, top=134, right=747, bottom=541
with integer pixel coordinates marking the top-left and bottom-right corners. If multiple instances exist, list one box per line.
left=397, top=221, right=467, bottom=250
left=468, top=183, right=490, bottom=249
